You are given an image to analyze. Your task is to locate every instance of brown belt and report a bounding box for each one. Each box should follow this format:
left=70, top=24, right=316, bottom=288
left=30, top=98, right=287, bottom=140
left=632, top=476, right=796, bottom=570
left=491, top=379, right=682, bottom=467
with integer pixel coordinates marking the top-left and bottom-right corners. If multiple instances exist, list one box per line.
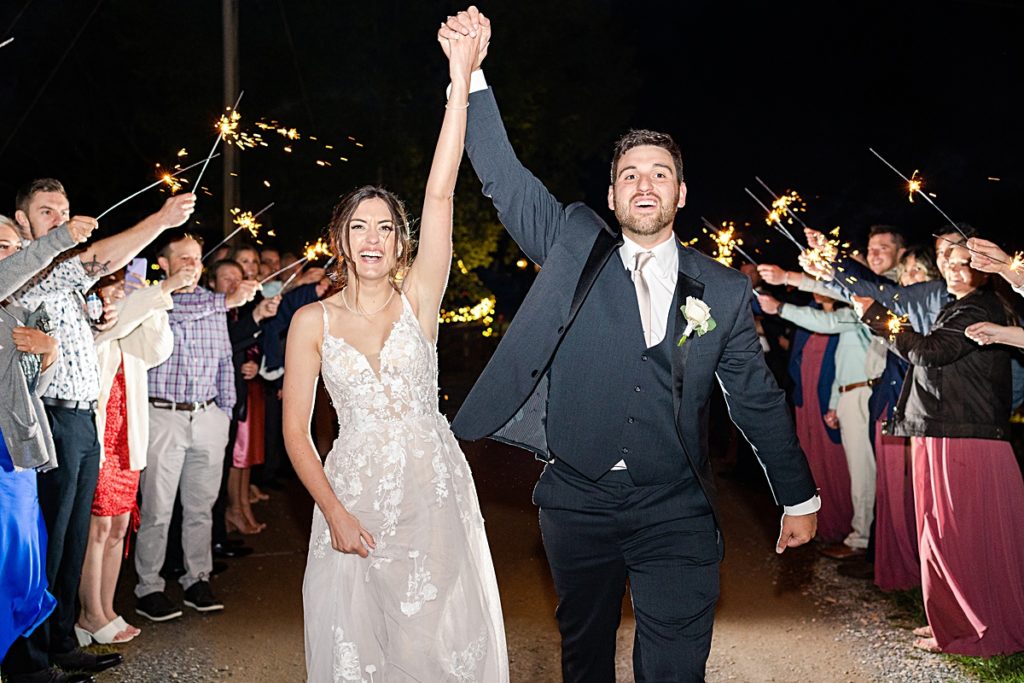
left=149, top=398, right=215, bottom=412
left=838, top=379, right=876, bottom=394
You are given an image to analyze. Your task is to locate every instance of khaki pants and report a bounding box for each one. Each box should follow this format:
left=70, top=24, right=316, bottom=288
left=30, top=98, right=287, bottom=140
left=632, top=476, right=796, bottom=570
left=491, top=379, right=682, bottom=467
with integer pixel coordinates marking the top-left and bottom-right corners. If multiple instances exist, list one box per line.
left=836, top=386, right=875, bottom=549
left=135, top=403, right=230, bottom=596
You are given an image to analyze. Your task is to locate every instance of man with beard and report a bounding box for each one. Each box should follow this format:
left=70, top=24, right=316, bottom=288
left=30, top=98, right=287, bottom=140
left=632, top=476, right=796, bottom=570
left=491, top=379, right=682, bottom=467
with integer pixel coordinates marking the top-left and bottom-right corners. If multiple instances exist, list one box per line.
left=440, top=8, right=819, bottom=681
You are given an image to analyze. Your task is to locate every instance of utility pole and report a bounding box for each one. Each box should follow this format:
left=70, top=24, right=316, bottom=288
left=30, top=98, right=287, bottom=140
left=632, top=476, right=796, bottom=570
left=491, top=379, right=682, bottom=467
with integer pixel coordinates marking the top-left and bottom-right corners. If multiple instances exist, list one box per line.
left=222, top=0, right=240, bottom=237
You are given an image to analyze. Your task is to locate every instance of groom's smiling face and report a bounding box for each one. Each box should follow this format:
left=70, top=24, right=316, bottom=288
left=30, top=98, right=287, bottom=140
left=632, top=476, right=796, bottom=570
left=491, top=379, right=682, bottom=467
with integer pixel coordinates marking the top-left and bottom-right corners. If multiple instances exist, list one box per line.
left=608, top=145, right=687, bottom=243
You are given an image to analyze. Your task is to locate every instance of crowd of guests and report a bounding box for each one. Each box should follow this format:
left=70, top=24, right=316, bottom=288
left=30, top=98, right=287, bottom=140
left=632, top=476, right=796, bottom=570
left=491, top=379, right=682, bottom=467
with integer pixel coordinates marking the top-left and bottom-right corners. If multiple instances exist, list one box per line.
left=750, top=222, right=1024, bottom=656
left=0, top=179, right=327, bottom=683
left=2, top=173, right=1024, bottom=683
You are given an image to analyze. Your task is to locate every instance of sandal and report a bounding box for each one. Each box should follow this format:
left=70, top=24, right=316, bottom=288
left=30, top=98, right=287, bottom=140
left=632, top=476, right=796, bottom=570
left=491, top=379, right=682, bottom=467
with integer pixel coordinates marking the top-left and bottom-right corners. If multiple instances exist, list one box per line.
left=913, top=637, right=942, bottom=653
left=74, top=619, right=136, bottom=646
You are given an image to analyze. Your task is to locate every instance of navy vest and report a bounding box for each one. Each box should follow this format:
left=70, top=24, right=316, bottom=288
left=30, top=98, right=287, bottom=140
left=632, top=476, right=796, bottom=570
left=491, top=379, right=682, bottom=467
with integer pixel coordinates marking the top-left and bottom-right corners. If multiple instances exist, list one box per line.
left=547, top=254, right=692, bottom=485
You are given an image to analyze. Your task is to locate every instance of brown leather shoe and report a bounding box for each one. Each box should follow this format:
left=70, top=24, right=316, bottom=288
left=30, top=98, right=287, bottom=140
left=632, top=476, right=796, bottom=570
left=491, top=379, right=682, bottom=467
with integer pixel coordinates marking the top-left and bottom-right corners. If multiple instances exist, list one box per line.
left=818, top=542, right=867, bottom=560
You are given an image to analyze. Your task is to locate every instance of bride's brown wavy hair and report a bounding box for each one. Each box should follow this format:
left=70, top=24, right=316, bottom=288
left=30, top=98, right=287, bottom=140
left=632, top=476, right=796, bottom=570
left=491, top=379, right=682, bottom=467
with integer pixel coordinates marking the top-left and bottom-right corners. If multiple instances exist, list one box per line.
left=327, top=185, right=414, bottom=294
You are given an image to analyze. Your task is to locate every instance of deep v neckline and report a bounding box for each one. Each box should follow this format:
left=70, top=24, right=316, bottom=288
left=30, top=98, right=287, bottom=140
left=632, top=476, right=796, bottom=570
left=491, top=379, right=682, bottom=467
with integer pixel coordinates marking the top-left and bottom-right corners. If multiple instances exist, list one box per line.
left=321, top=295, right=408, bottom=383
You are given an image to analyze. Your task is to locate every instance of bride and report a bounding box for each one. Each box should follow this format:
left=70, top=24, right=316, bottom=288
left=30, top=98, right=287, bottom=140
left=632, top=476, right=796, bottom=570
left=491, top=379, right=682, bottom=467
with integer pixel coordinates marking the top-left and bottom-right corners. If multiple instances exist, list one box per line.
left=282, top=14, right=508, bottom=683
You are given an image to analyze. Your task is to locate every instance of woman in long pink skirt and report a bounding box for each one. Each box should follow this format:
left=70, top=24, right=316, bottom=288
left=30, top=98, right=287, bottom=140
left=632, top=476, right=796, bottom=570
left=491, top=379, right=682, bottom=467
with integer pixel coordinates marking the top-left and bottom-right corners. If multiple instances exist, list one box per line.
left=861, top=244, right=1024, bottom=656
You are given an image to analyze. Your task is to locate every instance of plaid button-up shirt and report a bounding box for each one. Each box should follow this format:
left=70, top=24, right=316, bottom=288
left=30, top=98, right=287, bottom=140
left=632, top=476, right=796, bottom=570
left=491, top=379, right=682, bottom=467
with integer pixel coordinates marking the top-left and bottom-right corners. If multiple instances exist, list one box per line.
left=148, top=286, right=235, bottom=413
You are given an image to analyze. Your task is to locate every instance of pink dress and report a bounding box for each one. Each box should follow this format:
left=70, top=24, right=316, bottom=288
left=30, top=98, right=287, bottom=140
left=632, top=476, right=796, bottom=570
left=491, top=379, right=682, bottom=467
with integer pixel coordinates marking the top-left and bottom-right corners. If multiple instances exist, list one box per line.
left=873, top=421, right=919, bottom=591
left=913, top=436, right=1024, bottom=656
left=793, top=334, right=852, bottom=543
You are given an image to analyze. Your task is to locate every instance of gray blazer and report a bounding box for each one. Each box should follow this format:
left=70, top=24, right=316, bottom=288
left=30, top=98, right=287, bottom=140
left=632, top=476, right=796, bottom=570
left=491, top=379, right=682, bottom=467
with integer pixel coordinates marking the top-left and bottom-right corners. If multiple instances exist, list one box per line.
left=0, top=225, right=77, bottom=470
left=450, top=88, right=817, bottom=517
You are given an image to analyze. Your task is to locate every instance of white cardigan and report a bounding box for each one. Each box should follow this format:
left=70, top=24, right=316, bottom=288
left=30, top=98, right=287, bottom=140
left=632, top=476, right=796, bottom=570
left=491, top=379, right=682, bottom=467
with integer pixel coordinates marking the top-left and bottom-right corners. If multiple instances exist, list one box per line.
left=94, top=284, right=174, bottom=470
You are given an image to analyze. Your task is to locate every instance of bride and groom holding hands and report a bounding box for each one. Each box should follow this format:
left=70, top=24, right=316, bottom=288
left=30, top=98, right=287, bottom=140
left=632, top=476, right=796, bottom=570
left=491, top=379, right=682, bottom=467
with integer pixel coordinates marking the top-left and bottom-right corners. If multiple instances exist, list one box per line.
left=282, top=7, right=818, bottom=682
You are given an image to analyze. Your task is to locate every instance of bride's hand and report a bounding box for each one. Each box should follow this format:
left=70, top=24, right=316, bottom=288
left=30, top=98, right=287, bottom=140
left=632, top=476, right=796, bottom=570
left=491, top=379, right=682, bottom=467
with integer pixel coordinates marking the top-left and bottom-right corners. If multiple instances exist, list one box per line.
left=324, top=504, right=376, bottom=557
left=438, top=7, right=490, bottom=74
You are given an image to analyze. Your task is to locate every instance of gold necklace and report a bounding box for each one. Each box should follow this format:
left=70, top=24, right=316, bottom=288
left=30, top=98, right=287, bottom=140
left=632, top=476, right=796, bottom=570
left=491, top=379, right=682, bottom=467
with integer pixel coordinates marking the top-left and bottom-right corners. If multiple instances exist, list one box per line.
left=340, top=286, right=395, bottom=317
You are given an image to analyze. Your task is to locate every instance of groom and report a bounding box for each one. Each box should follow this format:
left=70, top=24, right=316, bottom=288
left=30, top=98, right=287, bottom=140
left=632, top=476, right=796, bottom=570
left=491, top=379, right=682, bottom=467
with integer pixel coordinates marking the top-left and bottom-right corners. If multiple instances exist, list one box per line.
left=442, top=9, right=818, bottom=682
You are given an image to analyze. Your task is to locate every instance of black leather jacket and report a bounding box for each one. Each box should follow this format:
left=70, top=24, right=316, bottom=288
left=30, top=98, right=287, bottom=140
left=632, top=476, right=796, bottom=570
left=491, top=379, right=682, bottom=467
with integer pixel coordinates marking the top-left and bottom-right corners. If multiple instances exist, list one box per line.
left=863, top=288, right=1012, bottom=440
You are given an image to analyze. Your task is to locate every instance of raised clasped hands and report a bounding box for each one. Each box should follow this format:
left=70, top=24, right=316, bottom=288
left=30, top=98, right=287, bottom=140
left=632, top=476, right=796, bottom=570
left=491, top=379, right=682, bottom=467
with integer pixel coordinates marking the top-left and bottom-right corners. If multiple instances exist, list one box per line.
left=438, top=6, right=491, bottom=75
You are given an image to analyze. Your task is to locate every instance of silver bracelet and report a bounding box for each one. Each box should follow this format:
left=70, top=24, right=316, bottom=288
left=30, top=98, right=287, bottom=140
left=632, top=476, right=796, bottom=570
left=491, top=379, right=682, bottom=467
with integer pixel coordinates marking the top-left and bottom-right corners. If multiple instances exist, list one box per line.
left=445, top=102, right=469, bottom=110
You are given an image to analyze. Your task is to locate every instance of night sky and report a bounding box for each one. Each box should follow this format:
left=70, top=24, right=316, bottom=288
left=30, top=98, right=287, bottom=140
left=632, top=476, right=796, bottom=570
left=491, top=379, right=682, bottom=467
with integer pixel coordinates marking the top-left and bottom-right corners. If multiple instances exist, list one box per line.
left=2, top=0, right=1022, bottom=272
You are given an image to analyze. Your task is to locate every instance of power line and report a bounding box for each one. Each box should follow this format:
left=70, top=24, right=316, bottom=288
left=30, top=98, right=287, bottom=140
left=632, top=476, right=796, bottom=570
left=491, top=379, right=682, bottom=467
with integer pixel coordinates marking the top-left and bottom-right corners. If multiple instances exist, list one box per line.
left=0, top=0, right=105, bottom=160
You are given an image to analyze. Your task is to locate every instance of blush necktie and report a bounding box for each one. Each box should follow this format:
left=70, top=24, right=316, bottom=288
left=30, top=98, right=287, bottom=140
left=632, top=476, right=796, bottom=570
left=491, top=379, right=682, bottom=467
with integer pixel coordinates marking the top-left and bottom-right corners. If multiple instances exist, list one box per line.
left=633, top=251, right=655, bottom=347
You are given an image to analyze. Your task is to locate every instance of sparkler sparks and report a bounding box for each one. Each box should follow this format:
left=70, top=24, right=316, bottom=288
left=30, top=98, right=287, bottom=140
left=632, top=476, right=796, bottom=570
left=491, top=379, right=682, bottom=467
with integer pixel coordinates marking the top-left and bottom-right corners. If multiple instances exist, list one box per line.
left=907, top=170, right=922, bottom=202
left=302, top=237, right=333, bottom=262
left=886, top=311, right=908, bottom=341
left=1011, top=252, right=1024, bottom=274
left=95, top=155, right=215, bottom=220
left=160, top=173, right=184, bottom=194
left=231, top=208, right=262, bottom=238
left=193, top=91, right=245, bottom=191
left=799, top=227, right=842, bottom=280
left=202, top=202, right=275, bottom=260
left=868, top=148, right=967, bottom=240
left=744, top=187, right=804, bottom=252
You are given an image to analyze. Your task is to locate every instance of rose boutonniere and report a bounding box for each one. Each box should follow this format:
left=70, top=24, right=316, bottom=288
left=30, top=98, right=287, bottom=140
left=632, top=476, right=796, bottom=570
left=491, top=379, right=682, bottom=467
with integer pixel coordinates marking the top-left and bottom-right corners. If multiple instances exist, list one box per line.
left=677, top=296, right=716, bottom=346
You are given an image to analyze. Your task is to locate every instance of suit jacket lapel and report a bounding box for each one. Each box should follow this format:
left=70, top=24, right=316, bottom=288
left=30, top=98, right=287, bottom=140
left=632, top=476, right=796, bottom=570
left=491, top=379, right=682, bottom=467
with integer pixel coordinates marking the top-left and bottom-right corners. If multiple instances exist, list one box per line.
left=671, top=244, right=705, bottom=416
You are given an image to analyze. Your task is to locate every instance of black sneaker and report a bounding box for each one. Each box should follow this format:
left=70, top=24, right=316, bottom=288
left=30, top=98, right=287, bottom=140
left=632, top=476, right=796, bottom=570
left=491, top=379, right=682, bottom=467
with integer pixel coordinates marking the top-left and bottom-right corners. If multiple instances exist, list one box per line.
left=183, top=580, right=224, bottom=613
left=136, top=591, right=183, bottom=622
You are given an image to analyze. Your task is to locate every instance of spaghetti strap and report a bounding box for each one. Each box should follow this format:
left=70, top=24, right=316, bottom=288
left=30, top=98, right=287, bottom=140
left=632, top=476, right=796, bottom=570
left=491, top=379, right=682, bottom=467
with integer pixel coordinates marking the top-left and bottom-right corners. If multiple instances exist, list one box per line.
left=318, top=300, right=330, bottom=338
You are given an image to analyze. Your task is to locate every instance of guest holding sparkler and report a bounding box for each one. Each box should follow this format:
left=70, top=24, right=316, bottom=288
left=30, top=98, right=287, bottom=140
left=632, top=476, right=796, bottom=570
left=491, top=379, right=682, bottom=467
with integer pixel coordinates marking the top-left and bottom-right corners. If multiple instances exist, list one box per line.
left=75, top=264, right=194, bottom=646
left=0, top=214, right=91, bottom=674
left=859, top=243, right=1024, bottom=656
left=134, top=233, right=257, bottom=622
left=963, top=237, right=1024, bottom=348
left=759, top=291, right=872, bottom=549
left=6, top=179, right=194, bottom=681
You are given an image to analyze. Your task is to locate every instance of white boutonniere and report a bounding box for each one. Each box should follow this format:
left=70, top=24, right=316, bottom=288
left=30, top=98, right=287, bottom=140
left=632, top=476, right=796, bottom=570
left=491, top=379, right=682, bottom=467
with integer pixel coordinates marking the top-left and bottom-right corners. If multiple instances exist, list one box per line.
left=677, top=296, right=716, bottom=346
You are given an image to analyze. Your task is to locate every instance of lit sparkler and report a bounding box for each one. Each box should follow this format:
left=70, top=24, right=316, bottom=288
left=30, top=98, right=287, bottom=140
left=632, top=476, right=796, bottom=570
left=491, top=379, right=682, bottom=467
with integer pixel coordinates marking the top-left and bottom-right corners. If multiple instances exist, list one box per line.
left=799, top=226, right=842, bottom=280
left=868, top=148, right=967, bottom=240
left=95, top=155, right=216, bottom=220
left=744, top=187, right=804, bottom=251
left=886, top=311, right=908, bottom=341
left=755, top=177, right=810, bottom=231
left=700, top=216, right=758, bottom=265
left=264, top=239, right=334, bottom=287
left=192, top=91, right=245, bottom=191
left=1, top=37, right=13, bottom=49
left=201, top=201, right=275, bottom=260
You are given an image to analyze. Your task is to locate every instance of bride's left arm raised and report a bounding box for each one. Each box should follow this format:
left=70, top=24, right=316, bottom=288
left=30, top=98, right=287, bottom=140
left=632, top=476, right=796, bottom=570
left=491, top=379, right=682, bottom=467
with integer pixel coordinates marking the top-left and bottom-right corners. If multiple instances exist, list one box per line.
left=402, top=14, right=489, bottom=342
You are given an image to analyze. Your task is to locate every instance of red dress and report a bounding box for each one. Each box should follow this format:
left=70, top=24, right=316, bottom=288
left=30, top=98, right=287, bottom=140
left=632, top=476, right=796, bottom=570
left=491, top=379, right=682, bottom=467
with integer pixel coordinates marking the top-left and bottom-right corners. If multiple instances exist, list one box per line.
left=913, top=436, right=1024, bottom=655
left=91, top=363, right=140, bottom=517
left=793, top=334, right=853, bottom=543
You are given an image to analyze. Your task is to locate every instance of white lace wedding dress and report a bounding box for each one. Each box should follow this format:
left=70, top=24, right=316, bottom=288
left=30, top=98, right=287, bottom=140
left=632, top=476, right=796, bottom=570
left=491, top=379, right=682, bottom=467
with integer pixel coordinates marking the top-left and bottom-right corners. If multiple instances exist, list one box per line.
left=303, top=296, right=508, bottom=682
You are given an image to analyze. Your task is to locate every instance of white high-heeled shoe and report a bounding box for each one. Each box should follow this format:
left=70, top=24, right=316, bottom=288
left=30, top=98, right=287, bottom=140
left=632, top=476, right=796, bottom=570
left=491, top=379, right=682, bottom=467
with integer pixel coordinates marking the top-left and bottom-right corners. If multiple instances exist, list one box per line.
left=74, top=619, right=136, bottom=645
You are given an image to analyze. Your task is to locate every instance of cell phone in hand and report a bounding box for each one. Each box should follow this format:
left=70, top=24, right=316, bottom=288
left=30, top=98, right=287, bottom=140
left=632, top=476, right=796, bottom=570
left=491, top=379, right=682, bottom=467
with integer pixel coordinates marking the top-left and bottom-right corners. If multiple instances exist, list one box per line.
left=125, top=257, right=147, bottom=294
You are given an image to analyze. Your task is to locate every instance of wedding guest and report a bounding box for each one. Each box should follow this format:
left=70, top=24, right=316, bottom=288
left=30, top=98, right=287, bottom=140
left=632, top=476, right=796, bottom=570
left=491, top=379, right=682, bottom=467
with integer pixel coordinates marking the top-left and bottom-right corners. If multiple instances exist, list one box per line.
left=759, top=292, right=853, bottom=543
left=8, top=179, right=194, bottom=681
left=75, top=264, right=193, bottom=646
left=861, top=244, right=1024, bottom=655
left=0, top=215, right=89, bottom=671
left=134, top=234, right=256, bottom=622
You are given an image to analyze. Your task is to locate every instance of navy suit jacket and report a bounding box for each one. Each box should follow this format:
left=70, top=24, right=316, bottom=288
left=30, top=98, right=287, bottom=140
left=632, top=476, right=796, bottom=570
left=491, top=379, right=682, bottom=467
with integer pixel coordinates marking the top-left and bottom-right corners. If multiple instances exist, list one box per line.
left=451, top=88, right=816, bottom=519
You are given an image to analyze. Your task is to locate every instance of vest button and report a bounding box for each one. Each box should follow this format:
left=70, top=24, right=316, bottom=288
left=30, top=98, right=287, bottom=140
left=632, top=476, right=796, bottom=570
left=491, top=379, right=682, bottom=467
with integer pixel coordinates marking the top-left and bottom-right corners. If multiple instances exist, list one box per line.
left=531, top=369, right=539, bottom=378
left=621, top=447, right=629, bottom=454
left=641, top=354, right=648, bottom=361
left=634, top=385, right=641, bottom=392
left=557, top=326, right=565, bottom=334
left=627, top=417, right=635, bottom=424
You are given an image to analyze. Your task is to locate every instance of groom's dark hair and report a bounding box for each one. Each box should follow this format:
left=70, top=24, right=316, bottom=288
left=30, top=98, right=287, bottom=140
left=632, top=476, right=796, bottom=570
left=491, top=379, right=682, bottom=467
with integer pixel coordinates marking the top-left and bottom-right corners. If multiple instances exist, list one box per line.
left=610, top=130, right=684, bottom=184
